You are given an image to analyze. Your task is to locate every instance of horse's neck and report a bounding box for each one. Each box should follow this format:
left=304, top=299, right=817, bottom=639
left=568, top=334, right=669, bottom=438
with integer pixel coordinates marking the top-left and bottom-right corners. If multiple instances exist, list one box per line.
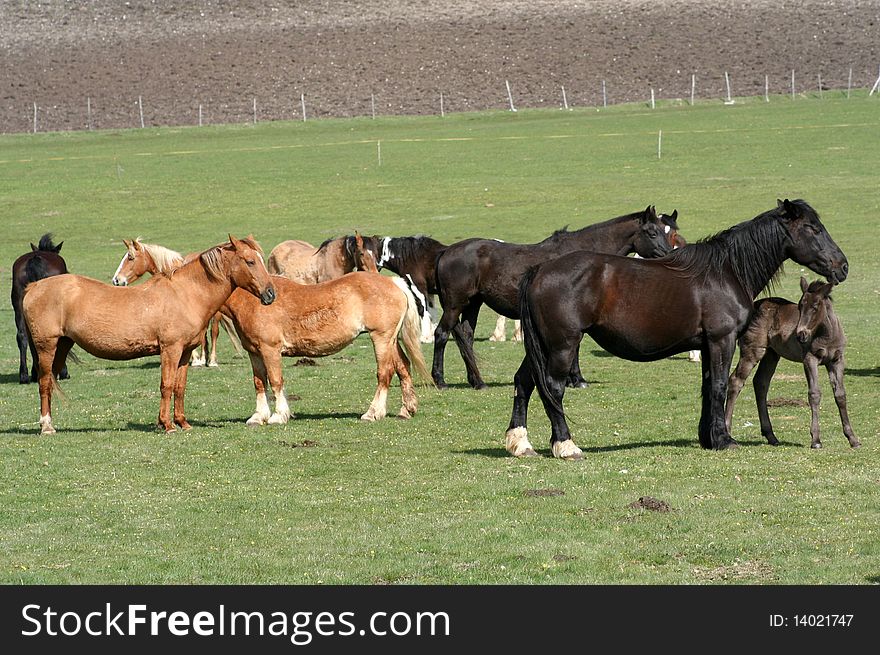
left=544, top=221, right=636, bottom=256
left=172, top=256, right=235, bottom=316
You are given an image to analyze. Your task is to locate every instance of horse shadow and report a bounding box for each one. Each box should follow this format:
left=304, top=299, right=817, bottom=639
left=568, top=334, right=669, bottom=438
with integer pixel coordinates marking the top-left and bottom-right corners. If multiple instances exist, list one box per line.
left=435, top=381, right=511, bottom=390
left=459, top=436, right=781, bottom=458
left=846, top=366, right=880, bottom=377
left=0, top=373, right=29, bottom=384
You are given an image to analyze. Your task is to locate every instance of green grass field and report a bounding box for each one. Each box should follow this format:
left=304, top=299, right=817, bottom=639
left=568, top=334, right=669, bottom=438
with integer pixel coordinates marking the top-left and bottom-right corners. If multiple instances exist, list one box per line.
left=1, top=93, right=878, bottom=584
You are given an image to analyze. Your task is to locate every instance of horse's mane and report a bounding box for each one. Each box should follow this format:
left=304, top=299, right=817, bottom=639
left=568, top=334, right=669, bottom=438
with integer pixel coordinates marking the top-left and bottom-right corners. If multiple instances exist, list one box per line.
left=540, top=210, right=646, bottom=245
left=199, top=237, right=264, bottom=281
left=315, top=237, right=337, bottom=254
left=136, top=239, right=185, bottom=275
left=387, top=236, right=446, bottom=262
left=663, top=202, right=808, bottom=297
left=36, top=233, right=60, bottom=252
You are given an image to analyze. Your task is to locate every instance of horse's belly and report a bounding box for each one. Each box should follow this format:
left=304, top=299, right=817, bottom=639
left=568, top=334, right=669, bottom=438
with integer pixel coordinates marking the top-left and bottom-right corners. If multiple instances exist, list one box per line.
left=589, top=325, right=699, bottom=361
left=281, top=325, right=361, bottom=358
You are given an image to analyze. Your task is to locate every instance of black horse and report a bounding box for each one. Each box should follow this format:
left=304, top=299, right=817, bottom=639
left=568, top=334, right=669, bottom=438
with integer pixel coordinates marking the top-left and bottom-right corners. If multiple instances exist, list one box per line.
left=432, top=206, right=675, bottom=389
left=507, top=199, right=848, bottom=459
left=11, top=234, right=70, bottom=383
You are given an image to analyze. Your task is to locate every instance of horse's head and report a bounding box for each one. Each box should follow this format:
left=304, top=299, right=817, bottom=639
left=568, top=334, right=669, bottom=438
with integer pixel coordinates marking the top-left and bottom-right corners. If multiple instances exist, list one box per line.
left=633, top=205, right=674, bottom=258
left=227, top=234, right=276, bottom=305
left=777, top=199, right=848, bottom=285
left=659, top=210, right=686, bottom=249
left=112, top=239, right=148, bottom=286
left=352, top=232, right=380, bottom=273
left=796, top=276, right=833, bottom=344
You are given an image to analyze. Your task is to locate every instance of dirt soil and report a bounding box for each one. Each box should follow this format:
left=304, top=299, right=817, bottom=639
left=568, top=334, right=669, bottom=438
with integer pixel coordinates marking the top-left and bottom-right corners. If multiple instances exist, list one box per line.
left=1, top=1, right=878, bottom=133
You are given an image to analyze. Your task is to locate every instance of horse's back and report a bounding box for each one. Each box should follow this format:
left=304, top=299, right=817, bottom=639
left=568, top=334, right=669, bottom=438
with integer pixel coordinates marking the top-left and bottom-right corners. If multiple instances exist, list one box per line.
left=267, top=240, right=316, bottom=277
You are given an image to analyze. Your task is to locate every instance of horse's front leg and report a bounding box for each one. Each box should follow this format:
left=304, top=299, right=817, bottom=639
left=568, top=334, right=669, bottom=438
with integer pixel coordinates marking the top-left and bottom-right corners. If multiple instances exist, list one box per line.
left=505, top=356, right=539, bottom=457
left=827, top=356, right=860, bottom=448
left=158, top=347, right=183, bottom=433
left=489, top=315, right=507, bottom=342
left=393, top=345, right=418, bottom=419
left=432, top=308, right=459, bottom=389
left=246, top=352, right=272, bottom=426
left=700, top=334, right=738, bottom=450
left=362, top=336, right=394, bottom=421
left=208, top=315, right=220, bottom=367
left=36, top=341, right=58, bottom=434
left=455, top=302, right=486, bottom=389
left=803, top=354, right=823, bottom=448
left=172, top=351, right=193, bottom=431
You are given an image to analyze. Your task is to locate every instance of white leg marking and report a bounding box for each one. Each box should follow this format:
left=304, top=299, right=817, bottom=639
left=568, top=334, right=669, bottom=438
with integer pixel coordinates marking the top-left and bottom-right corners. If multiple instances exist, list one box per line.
left=505, top=426, right=537, bottom=457
left=489, top=315, right=507, bottom=342
left=39, top=414, right=56, bottom=435
left=552, top=439, right=584, bottom=461
left=246, top=391, right=271, bottom=426
left=512, top=320, right=523, bottom=343
left=361, top=388, right=388, bottom=422
left=688, top=350, right=701, bottom=362
left=268, top=387, right=292, bottom=424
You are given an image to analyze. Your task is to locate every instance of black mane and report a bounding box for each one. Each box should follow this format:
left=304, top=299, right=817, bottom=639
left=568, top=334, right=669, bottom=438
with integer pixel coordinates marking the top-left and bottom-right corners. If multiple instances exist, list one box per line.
left=539, top=210, right=646, bottom=245
left=662, top=203, right=805, bottom=297
left=36, top=233, right=61, bottom=252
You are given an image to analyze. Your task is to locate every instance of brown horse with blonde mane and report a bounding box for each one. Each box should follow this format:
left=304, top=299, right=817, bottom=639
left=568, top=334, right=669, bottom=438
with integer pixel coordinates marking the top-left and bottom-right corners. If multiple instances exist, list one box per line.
left=111, top=238, right=240, bottom=366
left=221, top=258, right=431, bottom=426
left=23, top=236, right=275, bottom=434
left=267, top=236, right=361, bottom=283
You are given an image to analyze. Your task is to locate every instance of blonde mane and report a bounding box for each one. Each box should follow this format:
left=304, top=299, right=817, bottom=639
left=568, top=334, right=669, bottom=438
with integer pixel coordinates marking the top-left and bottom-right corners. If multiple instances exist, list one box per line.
left=136, top=239, right=185, bottom=275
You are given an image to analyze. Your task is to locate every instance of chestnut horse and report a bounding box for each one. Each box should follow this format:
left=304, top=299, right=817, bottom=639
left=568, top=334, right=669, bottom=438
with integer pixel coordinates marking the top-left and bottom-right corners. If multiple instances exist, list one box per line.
left=221, top=269, right=431, bottom=426
left=267, top=236, right=361, bottom=284
left=510, top=200, right=848, bottom=459
left=725, top=277, right=859, bottom=449
left=23, top=236, right=275, bottom=434
left=433, top=206, right=675, bottom=389
left=111, top=238, right=240, bottom=366
left=11, top=234, right=69, bottom=383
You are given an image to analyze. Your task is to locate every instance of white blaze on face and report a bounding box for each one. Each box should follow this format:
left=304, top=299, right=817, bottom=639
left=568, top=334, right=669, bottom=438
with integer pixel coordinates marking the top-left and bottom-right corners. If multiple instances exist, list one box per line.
left=378, top=237, right=393, bottom=267
left=112, top=253, right=128, bottom=285
left=664, top=225, right=671, bottom=234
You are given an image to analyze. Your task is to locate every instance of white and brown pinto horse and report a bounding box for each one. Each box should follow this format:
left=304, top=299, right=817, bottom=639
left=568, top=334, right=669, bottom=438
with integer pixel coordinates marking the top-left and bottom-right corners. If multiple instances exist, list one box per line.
left=221, top=268, right=431, bottom=426
left=112, top=238, right=239, bottom=367
left=267, top=236, right=361, bottom=284
left=23, top=236, right=275, bottom=434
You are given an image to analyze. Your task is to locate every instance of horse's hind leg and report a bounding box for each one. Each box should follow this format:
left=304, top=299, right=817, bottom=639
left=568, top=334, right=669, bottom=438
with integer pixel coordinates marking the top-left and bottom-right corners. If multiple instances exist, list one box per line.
left=827, top=357, right=859, bottom=448
left=432, top=307, right=460, bottom=389
left=541, top=345, right=584, bottom=460
left=393, top=344, right=418, bottom=419
left=505, top=356, right=539, bottom=457
left=190, top=330, right=207, bottom=367
left=14, top=301, right=31, bottom=384
left=362, top=333, right=396, bottom=421
left=489, top=315, right=507, bottom=342
left=157, top=347, right=185, bottom=433
left=35, top=342, right=59, bottom=434
left=752, top=350, right=781, bottom=446
left=698, top=334, right=738, bottom=450
left=454, top=302, right=486, bottom=390
left=263, top=348, right=291, bottom=425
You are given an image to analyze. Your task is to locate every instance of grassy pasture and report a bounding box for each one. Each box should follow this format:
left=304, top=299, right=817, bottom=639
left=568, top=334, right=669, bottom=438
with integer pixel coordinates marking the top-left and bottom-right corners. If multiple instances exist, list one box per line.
left=0, top=93, right=878, bottom=584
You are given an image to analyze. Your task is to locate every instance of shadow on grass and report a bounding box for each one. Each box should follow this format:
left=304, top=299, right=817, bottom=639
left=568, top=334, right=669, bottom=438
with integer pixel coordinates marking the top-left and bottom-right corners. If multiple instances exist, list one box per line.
left=865, top=575, right=880, bottom=584
left=0, top=373, right=30, bottom=384
left=435, top=381, right=511, bottom=390
left=846, top=366, right=880, bottom=377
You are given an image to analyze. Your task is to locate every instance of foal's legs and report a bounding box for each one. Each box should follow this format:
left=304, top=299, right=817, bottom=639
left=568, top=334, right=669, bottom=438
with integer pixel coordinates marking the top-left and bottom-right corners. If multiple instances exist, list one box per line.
left=827, top=357, right=860, bottom=448
left=505, top=357, right=539, bottom=457
left=724, top=343, right=766, bottom=432
left=803, top=354, right=824, bottom=448
left=752, top=350, right=782, bottom=446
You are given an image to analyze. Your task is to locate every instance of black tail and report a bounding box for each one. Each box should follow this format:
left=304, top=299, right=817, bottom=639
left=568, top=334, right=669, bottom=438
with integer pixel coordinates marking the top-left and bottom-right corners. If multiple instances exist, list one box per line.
left=24, top=255, right=50, bottom=284
left=519, top=265, right=566, bottom=418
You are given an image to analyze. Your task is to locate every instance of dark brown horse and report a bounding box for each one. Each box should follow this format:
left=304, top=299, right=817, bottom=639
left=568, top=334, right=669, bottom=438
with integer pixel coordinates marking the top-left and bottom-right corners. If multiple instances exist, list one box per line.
left=725, top=277, right=859, bottom=449
left=23, top=236, right=275, bottom=434
left=11, top=234, right=69, bottom=384
left=432, top=206, right=675, bottom=389
left=509, top=199, right=848, bottom=459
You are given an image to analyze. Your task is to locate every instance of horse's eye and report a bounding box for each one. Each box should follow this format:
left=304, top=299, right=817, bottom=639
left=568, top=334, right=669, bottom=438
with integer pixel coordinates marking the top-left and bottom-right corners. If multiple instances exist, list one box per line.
left=127, top=254, right=135, bottom=261
left=246, top=259, right=255, bottom=266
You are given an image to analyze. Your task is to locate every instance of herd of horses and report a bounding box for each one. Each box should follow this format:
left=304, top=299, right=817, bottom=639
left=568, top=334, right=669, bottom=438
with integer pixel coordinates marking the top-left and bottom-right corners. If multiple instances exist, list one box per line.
left=12, top=198, right=859, bottom=457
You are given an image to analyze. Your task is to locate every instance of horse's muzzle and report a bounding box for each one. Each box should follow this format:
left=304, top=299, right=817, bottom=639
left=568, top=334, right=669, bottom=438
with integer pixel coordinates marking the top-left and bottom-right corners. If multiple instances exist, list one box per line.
left=796, top=329, right=810, bottom=344
left=260, top=286, right=276, bottom=305
left=112, top=277, right=127, bottom=287
left=828, top=260, right=848, bottom=285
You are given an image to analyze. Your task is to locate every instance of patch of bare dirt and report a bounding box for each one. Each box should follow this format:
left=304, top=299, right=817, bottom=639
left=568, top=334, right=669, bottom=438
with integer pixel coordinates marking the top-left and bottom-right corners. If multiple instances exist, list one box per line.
left=628, top=496, right=672, bottom=512
left=2, top=1, right=877, bottom=133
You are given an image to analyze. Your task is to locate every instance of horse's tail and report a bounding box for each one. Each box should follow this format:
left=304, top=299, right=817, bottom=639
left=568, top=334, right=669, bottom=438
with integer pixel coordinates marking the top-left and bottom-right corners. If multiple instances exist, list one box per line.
left=217, top=312, right=243, bottom=356
left=519, top=265, right=566, bottom=418
left=392, top=277, right=433, bottom=385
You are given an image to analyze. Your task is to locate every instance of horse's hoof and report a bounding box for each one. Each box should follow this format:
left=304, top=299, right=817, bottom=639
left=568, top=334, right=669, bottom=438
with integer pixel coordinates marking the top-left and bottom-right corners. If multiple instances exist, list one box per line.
left=163, top=426, right=177, bottom=434
left=176, top=422, right=193, bottom=431
left=567, top=381, right=589, bottom=389
left=717, top=438, right=739, bottom=450
left=552, top=440, right=584, bottom=461
left=59, top=371, right=70, bottom=380
left=19, top=377, right=30, bottom=385
left=267, top=413, right=289, bottom=425
left=811, top=442, right=823, bottom=449
left=246, top=414, right=267, bottom=427
left=397, top=409, right=413, bottom=420
left=435, top=383, right=449, bottom=391
left=360, top=413, right=379, bottom=422
left=472, top=383, right=488, bottom=391
left=40, top=425, right=56, bottom=435
left=208, top=362, right=219, bottom=368
left=850, top=441, right=862, bottom=449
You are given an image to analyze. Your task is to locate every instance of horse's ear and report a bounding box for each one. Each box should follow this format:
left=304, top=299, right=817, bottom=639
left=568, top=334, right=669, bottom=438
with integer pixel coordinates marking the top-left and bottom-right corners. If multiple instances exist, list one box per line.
left=800, top=276, right=809, bottom=294
left=778, top=198, right=798, bottom=221
left=228, top=234, right=240, bottom=250
left=670, top=209, right=678, bottom=221
left=30, top=242, right=38, bottom=251
left=53, top=241, right=63, bottom=253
